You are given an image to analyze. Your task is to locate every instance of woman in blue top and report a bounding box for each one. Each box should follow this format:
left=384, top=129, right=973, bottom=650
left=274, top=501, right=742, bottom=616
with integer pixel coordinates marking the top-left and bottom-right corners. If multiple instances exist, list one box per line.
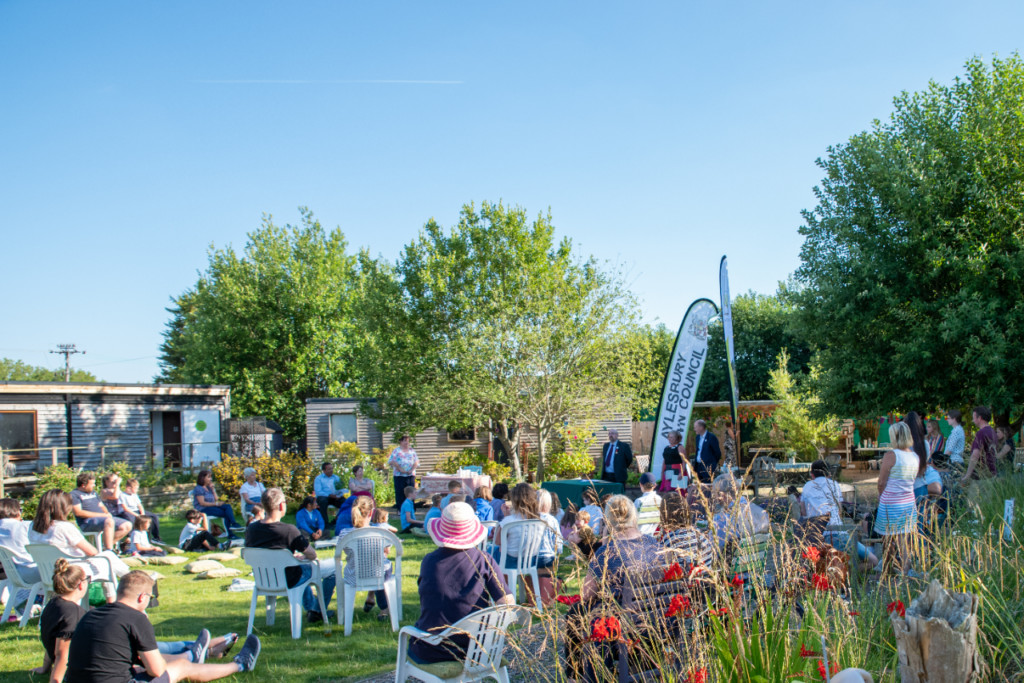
left=192, top=470, right=239, bottom=540
left=296, top=496, right=326, bottom=541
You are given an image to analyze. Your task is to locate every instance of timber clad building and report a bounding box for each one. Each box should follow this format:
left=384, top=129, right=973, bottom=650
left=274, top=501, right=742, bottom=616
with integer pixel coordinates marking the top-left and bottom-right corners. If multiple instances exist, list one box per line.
left=0, top=382, right=231, bottom=474
left=306, top=397, right=632, bottom=471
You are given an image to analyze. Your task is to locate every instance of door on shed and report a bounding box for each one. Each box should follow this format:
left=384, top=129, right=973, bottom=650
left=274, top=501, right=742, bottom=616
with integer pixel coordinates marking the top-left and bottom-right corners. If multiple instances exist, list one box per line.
left=161, top=412, right=182, bottom=468
left=181, top=410, right=221, bottom=467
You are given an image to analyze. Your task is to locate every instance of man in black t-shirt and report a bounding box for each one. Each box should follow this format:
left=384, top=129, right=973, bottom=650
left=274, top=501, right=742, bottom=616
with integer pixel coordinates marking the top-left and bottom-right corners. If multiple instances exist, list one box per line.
left=244, top=487, right=336, bottom=622
left=66, top=571, right=261, bottom=683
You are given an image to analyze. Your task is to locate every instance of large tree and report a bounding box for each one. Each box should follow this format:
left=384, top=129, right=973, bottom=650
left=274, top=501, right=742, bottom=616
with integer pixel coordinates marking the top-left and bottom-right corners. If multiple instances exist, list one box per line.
left=158, top=209, right=358, bottom=438
left=0, top=358, right=98, bottom=382
left=353, top=201, right=636, bottom=480
left=795, top=55, right=1024, bottom=426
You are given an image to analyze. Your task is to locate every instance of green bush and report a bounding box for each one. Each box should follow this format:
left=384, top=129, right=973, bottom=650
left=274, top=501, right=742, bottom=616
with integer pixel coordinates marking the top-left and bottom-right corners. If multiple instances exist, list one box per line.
left=323, top=441, right=396, bottom=506
left=546, top=449, right=596, bottom=479
left=21, top=463, right=77, bottom=518
left=211, top=452, right=317, bottom=505
left=436, top=449, right=513, bottom=483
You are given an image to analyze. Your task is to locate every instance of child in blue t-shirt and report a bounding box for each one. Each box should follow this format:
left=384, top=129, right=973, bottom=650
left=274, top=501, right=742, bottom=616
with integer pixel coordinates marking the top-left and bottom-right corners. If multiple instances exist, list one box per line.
left=440, top=480, right=462, bottom=509
left=296, top=495, right=326, bottom=541
left=474, top=485, right=495, bottom=523
left=399, top=486, right=422, bottom=533
left=423, top=494, right=443, bottom=524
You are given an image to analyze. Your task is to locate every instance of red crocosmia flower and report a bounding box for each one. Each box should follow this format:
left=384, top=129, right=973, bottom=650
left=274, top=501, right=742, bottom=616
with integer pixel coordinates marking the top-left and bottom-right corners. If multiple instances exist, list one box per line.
left=730, top=573, right=745, bottom=588
left=590, top=616, right=622, bottom=642
left=817, top=660, right=840, bottom=679
left=887, top=600, right=906, bottom=617
left=713, top=607, right=729, bottom=616
left=688, top=563, right=706, bottom=579
left=811, top=573, right=830, bottom=591
left=802, top=546, right=821, bottom=562
left=663, top=562, right=684, bottom=583
left=665, top=594, right=692, bottom=618
left=605, top=616, right=622, bottom=641
left=590, top=619, right=609, bottom=642
left=685, top=668, right=708, bottom=683
left=799, top=643, right=820, bottom=658
left=555, top=594, right=581, bottom=605
left=849, top=611, right=860, bottom=616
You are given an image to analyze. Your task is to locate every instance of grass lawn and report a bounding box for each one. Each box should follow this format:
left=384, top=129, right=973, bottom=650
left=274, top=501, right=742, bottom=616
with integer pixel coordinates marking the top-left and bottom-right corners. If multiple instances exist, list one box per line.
left=0, top=513, right=443, bottom=683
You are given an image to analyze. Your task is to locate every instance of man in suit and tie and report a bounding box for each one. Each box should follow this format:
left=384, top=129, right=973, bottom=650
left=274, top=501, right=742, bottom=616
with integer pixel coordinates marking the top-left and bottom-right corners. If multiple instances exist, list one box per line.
left=692, top=419, right=721, bottom=484
left=600, top=429, right=633, bottom=484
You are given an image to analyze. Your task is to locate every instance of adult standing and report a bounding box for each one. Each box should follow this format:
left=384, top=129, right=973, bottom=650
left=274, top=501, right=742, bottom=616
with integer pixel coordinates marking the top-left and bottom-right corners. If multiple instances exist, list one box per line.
left=962, top=406, right=998, bottom=482
left=70, top=472, right=132, bottom=552
left=660, top=430, right=690, bottom=491
left=599, top=429, right=633, bottom=484
left=944, top=409, right=965, bottom=467
left=314, top=462, right=347, bottom=524
left=388, top=435, right=419, bottom=510
left=874, top=422, right=920, bottom=574
left=192, top=470, right=239, bottom=540
left=924, top=419, right=946, bottom=464
left=691, top=419, right=721, bottom=484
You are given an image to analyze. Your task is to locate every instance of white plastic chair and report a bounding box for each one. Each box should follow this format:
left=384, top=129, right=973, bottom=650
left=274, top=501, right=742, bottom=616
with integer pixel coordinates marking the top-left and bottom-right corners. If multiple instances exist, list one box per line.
left=496, top=519, right=548, bottom=613
left=395, top=604, right=526, bottom=683
left=334, top=527, right=403, bottom=635
left=242, top=548, right=331, bottom=639
left=477, top=521, right=498, bottom=553
left=0, top=546, right=43, bottom=627
left=26, top=543, right=117, bottom=609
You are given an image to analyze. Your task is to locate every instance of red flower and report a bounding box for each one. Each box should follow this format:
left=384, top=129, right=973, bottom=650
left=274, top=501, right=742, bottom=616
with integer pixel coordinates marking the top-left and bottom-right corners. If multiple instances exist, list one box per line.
left=887, top=600, right=906, bottom=617
left=663, top=562, right=684, bottom=583
left=590, top=619, right=609, bottom=642
left=665, top=594, right=692, bottom=618
left=688, top=563, right=706, bottom=579
left=849, top=611, right=860, bottom=616
left=590, top=616, right=622, bottom=642
left=685, top=669, right=708, bottom=683
left=811, top=573, right=831, bottom=591
left=817, top=660, right=840, bottom=679
left=713, top=607, right=729, bottom=616
left=730, top=573, right=745, bottom=588
left=800, top=643, right=820, bottom=658
left=555, top=594, right=581, bottom=605
left=802, top=546, right=821, bottom=562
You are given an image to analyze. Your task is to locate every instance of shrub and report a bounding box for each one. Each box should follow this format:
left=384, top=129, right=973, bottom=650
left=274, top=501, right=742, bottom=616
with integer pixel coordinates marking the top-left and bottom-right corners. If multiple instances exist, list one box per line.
left=21, top=463, right=77, bottom=518
left=211, top=452, right=317, bottom=504
left=546, top=449, right=596, bottom=479
left=437, top=448, right=513, bottom=483
left=323, top=441, right=396, bottom=506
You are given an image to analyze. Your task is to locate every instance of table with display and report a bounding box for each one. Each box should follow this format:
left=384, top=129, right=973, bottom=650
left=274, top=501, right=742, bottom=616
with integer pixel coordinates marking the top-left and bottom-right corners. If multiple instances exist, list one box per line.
left=540, top=479, right=624, bottom=510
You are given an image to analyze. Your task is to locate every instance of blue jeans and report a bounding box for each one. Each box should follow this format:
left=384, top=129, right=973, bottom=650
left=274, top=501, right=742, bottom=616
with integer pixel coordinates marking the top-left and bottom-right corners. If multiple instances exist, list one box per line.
left=157, top=641, right=189, bottom=655
left=296, top=564, right=337, bottom=613
left=200, top=504, right=238, bottom=538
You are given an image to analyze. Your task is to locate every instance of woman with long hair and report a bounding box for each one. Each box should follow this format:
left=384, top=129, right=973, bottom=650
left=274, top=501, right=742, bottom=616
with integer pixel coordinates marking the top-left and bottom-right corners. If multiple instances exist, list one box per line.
left=336, top=496, right=393, bottom=621
left=492, top=483, right=560, bottom=570
left=903, top=411, right=929, bottom=476
left=28, top=490, right=132, bottom=599
left=875, top=422, right=919, bottom=574
left=924, top=419, right=946, bottom=464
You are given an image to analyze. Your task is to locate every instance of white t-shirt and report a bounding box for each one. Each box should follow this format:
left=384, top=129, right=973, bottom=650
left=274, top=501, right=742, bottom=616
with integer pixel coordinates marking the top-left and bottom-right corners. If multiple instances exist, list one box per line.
left=634, top=490, right=663, bottom=535
left=800, top=476, right=843, bottom=526
left=128, top=530, right=150, bottom=554
left=0, top=518, right=34, bottom=565
left=28, top=521, right=86, bottom=557
left=179, top=521, right=203, bottom=549
left=120, top=492, right=143, bottom=515
left=239, top=481, right=266, bottom=505
left=581, top=504, right=605, bottom=535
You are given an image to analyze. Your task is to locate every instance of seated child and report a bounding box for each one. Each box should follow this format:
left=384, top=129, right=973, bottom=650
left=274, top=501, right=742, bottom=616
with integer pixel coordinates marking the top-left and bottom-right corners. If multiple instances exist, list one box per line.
left=296, top=496, right=326, bottom=541
left=128, top=516, right=165, bottom=557
left=440, top=480, right=462, bottom=509
left=120, top=477, right=162, bottom=542
left=579, top=488, right=605, bottom=535
left=565, top=509, right=599, bottom=560
left=414, top=494, right=443, bottom=538
left=474, top=485, right=495, bottom=523
left=399, top=486, right=422, bottom=533
left=490, top=483, right=509, bottom=521
left=634, top=473, right=663, bottom=535
left=178, top=509, right=221, bottom=552
left=371, top=508, right=397, bottom=533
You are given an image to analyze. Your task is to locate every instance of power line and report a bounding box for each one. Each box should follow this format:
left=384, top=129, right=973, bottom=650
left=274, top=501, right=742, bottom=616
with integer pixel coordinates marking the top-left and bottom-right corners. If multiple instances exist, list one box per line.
left=50, top=344, right=85, bottom=382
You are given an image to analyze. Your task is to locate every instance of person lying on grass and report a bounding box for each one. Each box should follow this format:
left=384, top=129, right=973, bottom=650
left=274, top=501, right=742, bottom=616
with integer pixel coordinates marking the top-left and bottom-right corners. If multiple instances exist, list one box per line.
left=32, top=560, right=237, bottom=683
left=63, top=570, right=260, bottom=683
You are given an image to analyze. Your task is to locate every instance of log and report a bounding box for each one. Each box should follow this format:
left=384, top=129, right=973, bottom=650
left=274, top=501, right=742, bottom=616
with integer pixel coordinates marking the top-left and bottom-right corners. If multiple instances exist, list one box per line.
left=891, top=579, right=984, bottom=683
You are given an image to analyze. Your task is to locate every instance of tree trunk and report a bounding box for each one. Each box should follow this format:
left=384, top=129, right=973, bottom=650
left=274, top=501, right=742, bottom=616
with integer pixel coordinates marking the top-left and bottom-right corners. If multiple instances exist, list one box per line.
left=493, top=422, right=522, bottom=481
left=535, top=432, right=547, bottom=483
left=891, top=579, right=984, bottom=683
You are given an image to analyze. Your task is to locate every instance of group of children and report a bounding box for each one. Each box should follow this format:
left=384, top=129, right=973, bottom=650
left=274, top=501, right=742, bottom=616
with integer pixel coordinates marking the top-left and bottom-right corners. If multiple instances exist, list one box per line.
left=397, top=480, right=523, bottom=537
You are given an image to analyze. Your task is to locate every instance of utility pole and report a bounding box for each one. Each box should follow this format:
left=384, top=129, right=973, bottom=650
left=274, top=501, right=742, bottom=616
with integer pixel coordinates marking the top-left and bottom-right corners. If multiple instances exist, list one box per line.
left=50, top=343, right=85, bottom=382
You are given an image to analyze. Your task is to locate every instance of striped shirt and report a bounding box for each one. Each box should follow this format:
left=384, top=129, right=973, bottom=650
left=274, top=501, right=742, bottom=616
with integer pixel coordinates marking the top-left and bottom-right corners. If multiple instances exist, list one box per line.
left=875, top=449, right=918, bottom=535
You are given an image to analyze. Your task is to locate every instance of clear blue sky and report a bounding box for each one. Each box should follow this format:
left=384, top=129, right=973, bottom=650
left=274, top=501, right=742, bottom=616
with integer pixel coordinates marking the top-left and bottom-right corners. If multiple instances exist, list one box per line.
left=2, top=1, right=1022, bottom=383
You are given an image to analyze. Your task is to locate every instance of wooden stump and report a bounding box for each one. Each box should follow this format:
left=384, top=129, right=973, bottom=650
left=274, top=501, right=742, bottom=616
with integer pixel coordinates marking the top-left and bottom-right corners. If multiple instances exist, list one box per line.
left=891, top=579, right=984, bottom=683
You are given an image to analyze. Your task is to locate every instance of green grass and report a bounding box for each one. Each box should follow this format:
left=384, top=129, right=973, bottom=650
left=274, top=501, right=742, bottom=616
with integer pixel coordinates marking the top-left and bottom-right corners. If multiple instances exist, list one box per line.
left=0, top=514, right=439, bottom=683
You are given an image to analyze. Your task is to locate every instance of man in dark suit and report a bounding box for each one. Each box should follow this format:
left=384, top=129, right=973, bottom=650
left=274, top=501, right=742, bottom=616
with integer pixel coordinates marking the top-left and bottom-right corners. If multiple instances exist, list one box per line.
left=600, top=429, right=633, bottom=484
left=692, top=419, right=721, bottom=484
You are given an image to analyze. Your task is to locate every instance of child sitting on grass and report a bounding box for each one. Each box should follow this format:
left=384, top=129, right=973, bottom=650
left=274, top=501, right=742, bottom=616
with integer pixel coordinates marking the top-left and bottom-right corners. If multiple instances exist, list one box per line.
left=371, top=508, right=397, bottom=533
left=580, top=488, right=605, bottom=535
left=414, top=494, right=443, bottom=538
left=179, top=510, right=221, bottom=552
left=474, top=485, right=494, bottom=523
left=296, top=496, right=326, bottom=541
left=399, top=486, right=422, bottom=533
left=128, top=516, right=165, bottom=556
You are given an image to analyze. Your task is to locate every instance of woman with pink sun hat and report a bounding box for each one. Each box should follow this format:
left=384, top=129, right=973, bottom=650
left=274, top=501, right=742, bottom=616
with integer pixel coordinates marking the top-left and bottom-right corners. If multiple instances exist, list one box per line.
left=409, top=502, right=514, bottom=665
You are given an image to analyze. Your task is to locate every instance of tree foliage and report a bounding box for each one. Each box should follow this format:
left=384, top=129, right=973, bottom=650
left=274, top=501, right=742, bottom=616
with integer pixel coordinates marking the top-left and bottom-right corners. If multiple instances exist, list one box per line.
left=795, top=55, right=1024, bottom=425
left=0, top=358, right=98, bottom=382
left=157, top=209, right=358, bottom=438
left=353, top=201, right=636, bottom=480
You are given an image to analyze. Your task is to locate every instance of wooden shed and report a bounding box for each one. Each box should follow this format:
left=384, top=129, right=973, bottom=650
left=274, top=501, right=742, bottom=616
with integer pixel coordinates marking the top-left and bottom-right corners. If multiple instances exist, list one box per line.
left=0, top=382, right=231, bottom=474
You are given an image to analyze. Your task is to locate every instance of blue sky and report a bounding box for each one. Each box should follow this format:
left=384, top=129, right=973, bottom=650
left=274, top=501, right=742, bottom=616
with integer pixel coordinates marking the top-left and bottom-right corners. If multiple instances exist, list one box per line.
left=2, top=1, right=1022, bottom=383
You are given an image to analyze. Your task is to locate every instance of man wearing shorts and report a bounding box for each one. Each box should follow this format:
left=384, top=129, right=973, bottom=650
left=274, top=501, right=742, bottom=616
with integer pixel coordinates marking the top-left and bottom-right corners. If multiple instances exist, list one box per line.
left=65, top=571, right=260, bottom=683
left=70, top=472, right=132, bottom=552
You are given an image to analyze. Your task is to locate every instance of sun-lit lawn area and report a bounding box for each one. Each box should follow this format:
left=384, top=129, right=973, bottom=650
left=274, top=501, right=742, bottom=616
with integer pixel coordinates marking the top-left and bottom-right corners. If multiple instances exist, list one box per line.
left=0, top=514, right=443, bottom=683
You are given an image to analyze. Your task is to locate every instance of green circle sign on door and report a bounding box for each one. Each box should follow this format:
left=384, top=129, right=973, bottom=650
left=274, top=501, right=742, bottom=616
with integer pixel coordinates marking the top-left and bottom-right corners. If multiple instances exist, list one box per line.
left=195, top=420, right=207, bottom=432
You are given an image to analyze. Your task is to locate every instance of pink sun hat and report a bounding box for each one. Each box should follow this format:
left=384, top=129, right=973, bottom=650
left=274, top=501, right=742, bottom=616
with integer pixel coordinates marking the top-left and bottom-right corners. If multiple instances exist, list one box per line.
left=427, top=501, right=487, bottom=550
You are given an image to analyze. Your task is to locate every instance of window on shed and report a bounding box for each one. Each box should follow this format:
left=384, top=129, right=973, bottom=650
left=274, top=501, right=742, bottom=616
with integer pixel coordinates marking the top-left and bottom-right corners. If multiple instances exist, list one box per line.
left=0, top=411, right=37, bottom=460
left=447, top=428, right=476, bottom=442
left=329, top=413, right=358, bottom=444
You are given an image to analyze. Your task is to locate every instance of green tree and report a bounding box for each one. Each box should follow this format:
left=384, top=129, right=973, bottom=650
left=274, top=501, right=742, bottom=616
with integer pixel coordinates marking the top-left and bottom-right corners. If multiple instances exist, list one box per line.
left=0, top=358, right=97, bottom=382
left=752, top=350, right=839, bottom=461
left=158, top=209, right=359, bottom=438
left=795, top=55, right=1024, bottom=427
left=353, top=201, right=636, bottom=481
left=697, top=290, right=811, bottom=402
left=616, top=323, right=674, bottom=420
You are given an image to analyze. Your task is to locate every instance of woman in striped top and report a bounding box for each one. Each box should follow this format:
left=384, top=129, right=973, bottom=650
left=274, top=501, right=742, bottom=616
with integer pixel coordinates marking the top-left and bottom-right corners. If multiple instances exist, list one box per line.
left=874, top=422, right=922, bottom=573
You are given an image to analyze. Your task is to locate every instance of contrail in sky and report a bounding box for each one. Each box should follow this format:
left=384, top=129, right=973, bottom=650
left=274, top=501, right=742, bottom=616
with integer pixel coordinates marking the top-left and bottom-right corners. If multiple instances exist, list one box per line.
left=194, top=79, right=462, bottom=84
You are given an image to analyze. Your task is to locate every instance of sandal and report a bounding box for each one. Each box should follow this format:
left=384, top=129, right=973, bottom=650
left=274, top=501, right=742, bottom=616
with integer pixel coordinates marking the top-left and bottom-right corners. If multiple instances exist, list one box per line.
left=363, top=599, right=375, bottom=613
left=377, top=609, right=390, bottom=622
